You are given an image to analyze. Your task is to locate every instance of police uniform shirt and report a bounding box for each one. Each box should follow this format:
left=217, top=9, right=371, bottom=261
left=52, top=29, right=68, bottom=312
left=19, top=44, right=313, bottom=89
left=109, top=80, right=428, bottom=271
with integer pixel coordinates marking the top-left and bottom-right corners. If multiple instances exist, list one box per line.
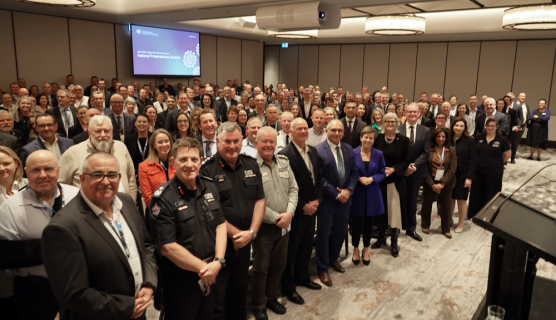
left=475, top=134, right=510, bottom=175
left=0, top=183, right=80, bottom=277
left=200, top=152, right=264, bottom=231
left=241, top=138, right=258, bottom=158
left=149, top=175, right=225, bottom=274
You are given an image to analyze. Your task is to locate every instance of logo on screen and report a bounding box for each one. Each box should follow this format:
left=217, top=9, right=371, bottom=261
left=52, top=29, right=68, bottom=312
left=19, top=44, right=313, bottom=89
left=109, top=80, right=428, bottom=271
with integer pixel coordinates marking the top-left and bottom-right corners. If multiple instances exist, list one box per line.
left=183, top=50, right=197, bottom=68
left=136, top=29, right=141, bottom=34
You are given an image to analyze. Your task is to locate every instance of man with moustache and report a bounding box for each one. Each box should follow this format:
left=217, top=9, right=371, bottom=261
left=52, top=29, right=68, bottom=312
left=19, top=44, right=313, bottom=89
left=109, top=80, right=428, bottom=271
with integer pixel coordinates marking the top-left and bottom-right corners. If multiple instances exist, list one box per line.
left=58, top=115, right=137, bottom=201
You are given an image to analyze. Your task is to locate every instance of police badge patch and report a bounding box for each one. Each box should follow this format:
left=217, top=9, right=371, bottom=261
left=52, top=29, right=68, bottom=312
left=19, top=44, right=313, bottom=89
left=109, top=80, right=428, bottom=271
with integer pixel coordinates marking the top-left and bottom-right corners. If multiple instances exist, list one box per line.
left=152, top=204, right=161, bottom=216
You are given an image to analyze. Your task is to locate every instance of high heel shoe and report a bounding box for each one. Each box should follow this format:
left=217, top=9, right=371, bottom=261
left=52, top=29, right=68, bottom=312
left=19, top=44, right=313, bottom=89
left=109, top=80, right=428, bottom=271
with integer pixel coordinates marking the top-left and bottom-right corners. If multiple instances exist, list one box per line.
left=352, top=251, right=360, bottom=265
left=362, top=248, right=370, bottom=266
left=391, top=228, right=399, bottom=258
left=371, top=233, right=386, bottom=249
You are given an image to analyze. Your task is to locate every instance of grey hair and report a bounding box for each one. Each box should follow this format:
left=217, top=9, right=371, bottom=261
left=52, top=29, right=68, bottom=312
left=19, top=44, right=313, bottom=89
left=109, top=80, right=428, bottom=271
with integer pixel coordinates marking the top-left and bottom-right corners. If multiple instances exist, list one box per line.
left=110, top=93, right=123, bottom=102
left=57, top=88, right=70, bottom=98
left=323, top=107, right=338, bottom=119
left=82, top=152, right=119, bottom=175
left=291, top=117, right=308, bottom=131
left=382, top=112, right=399, bottom=133
left=74, top=84, right=83, bottom=90
left=124, top=97, right=136, bottom=105
left=281, top=111, right=293, bottom=120
left=217, top=121, right=242, bottom=136
left=246, top=116, right=262, bottom=128
left=0, top=110, right=12, bottom=119
left=485, top=97, right=496, bottom=105
left=256, top=126, right=277, bottom=142
left=89, top=115, right=112, bottom=130
left=407, top=102, right=419, bottom=112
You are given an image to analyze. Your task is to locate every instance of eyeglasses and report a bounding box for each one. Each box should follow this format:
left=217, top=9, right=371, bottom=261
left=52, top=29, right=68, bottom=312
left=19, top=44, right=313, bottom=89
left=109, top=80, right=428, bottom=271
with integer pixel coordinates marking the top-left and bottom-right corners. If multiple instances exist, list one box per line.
left=328, top=129, right=344, bottom=133
left=177, top=120, right=189, bottom=124
left=37, top=123, right=56, bottom=129
left=384, top=121, right=397, bottom=124
left=83, top=172, right=120, bottom=182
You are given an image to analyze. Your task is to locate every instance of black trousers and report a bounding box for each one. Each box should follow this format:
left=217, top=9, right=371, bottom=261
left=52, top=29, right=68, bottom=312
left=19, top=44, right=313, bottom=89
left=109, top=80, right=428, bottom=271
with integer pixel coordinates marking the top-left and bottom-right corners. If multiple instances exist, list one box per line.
left=511, top=129, right=524, bottom=161
left=214, top=239, right=250, bottom=320
left=281, top=214, right=316, bottom=297
left=163, top=272, right=215, bottom=320
left=405, top=176, right=422, bottom=231
left=350, top=216, right=373, bottom=248
left=13, top=276, right=58, bottom=320
left=468, top=172, right=503, bottom=219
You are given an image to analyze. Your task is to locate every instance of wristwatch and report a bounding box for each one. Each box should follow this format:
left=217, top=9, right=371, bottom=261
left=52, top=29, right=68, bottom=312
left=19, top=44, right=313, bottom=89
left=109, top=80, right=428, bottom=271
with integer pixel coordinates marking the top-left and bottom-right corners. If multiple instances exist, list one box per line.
left=249, top=229, right=257, bottom=241
left=214, top=257, right=226, bottom=267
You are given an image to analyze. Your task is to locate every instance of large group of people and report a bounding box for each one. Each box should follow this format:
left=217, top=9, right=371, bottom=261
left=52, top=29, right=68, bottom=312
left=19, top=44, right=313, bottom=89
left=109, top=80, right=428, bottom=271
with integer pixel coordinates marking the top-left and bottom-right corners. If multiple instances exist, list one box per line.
left=0, top=75, right=548, bottom=320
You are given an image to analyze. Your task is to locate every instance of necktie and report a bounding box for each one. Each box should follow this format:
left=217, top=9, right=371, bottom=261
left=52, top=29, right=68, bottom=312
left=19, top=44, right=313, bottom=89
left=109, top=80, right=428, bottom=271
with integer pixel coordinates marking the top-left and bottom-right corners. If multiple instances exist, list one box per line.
left=348, top=120, right=353, bottom=140
left=336, top=146, right=345, bottom=186
left=116, top=116, right=123, bottom=135
left=285, top=135, right=289, bottom=146
left=205, top=141, right=212, bottom=157
left=409, top=126, right=415, bottom=149
left=62, top=108, right=70, bottom=128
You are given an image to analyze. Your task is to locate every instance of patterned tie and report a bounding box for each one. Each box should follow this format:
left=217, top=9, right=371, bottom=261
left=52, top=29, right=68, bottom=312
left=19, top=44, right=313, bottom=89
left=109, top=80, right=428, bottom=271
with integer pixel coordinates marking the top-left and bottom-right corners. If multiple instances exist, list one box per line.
left=116, top=116, right=123, bottom=135
left=62, top=108, right=70, bottom=128
left=409, top=126, right=415, bottom=149
left=205, top=141, right=212, bottom=157
left=336, top=146, right=345, bottom=186
left=348, top=120, right=353, bottom=141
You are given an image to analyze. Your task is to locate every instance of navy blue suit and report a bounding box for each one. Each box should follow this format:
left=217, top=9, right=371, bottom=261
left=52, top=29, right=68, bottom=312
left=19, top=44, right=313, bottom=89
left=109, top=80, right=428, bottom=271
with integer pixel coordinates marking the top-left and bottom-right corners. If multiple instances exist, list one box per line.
left=20, top=137, right=74, bottom=167
left=315, top=140, right=358, bottom=273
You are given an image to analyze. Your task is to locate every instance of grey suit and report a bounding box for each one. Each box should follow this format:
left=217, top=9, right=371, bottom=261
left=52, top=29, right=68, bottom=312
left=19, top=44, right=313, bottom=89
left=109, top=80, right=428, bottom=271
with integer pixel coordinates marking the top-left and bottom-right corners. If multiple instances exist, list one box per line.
left=108, top=112, right=137, bottom=141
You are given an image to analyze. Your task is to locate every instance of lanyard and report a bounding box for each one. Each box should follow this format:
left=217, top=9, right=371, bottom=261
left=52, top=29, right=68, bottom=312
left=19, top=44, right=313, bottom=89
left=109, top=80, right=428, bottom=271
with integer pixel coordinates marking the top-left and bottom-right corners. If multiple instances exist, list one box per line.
left=159, top=160, right=167, bottom=172
left=106, top=203, right=131, bottom=258
left=26, top=183, right=65, bottom=215
left=137, top=137, right=148, bottom=161
left=436, top=147, right=445, bottom=168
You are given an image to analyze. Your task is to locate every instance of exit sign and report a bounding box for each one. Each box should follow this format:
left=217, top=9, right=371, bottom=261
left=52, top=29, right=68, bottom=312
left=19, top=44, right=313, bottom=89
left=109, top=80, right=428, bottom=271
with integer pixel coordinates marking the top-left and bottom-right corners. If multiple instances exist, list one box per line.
left=282, top=43, right=288, bottom=48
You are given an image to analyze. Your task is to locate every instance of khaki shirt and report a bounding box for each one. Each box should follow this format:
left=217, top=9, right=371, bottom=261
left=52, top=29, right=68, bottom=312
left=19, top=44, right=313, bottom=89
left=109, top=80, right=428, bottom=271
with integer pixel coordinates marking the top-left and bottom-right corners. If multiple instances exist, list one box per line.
left=256, top=153, right=298, bottom=225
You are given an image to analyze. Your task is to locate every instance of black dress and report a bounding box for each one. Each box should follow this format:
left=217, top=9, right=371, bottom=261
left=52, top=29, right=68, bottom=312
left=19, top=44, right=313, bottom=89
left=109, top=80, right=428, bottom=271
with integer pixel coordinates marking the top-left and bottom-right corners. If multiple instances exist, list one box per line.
left=451, top=135, right=476, bottom=200
left=373, top=133, right=411, bottom=231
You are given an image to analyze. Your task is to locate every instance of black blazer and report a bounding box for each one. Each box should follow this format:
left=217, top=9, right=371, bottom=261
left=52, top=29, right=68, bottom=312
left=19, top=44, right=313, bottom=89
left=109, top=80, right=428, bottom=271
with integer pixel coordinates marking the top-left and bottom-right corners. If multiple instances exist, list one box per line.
left=67, top=124, right=85, bottom=139
left=452, top=135, right=476, bottom=179
left=215, top=99, right=237, bottom=122
left=72, top=131, right=89, bottom=145
left=340, top=117, right=367, bottom=149
left=278, top=143, right=323, bottom=217
left=46, top=106, right=78, bottom=138
left=156, top=109, right=170, bottom=131
left=419, top=116, right=432, bottom=127
left=0, top=131, right=22, bottom=156
left=108, top=112, right=137, bottom=141
left=398, top=123, right=430, bottom=179
left=125, top=131, right=152, bottom=172
left=42, top=192, right=157, bottom=320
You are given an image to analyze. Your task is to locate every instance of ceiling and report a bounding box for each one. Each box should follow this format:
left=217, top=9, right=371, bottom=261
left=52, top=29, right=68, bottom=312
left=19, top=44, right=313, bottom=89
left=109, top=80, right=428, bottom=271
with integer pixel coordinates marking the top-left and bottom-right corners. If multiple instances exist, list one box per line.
left=2, top=0, right=556, bottom=44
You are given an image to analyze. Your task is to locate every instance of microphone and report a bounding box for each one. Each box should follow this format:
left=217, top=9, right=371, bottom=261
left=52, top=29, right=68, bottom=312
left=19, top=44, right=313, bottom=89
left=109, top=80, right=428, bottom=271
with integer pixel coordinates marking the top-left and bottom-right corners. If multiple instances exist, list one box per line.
left=490, top=162, right=556, bottom=222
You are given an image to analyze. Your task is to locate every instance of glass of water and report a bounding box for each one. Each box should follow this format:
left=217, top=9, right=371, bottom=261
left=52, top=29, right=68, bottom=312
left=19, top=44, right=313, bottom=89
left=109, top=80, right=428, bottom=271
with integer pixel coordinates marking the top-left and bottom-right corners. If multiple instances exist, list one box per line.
left=486, top=305, right=505, bottom=320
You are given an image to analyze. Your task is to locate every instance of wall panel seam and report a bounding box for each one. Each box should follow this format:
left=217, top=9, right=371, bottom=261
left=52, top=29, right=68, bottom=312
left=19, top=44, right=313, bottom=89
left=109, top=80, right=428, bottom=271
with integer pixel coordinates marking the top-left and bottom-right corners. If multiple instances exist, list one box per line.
left=11, top=10, right=19, bottom=79
left=67, top=18, right=72, bottom=75
left=443, top=42, right=449, bottom=95
left=511, top=40, right=518, bottom=92
left=386, top=44, right=391, bottom=88
left=413, top=43, right=419, bottom=100
left=548, top=44, right=556, bottom=108
left=113, top=23, right=118, bottom=79
left=362, top=44, right=365, bottom=87
left=475, top=41, right=482, bottom=95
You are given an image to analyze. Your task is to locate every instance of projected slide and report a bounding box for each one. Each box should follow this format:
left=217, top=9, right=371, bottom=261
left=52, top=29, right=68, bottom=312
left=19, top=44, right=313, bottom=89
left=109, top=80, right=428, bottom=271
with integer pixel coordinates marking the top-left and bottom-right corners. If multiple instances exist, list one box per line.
left=131, top=25, right=200, bottom=76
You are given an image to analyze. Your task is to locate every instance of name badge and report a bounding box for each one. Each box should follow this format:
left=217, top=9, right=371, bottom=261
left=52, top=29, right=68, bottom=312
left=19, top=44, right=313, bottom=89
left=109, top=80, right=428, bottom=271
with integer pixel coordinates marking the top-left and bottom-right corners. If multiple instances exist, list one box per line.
left=216, top=175, right=225, bottom=182
left=244, top=170, right=256, bottom=178
left=436, top=169, right=445, bottom=180
left=493, top=141, right=500, bottom=148
left=279, top=167, right=288, bottom=172
left=174, top=200, right=186, bottom=208
left=479, top=140, right=484, bottom=143
left=204, top=193, right=215, bottom=202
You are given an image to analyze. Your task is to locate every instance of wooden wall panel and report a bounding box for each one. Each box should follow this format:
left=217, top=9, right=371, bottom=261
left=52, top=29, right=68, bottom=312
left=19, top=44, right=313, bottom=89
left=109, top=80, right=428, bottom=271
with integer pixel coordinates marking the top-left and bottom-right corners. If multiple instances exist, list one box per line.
left=339, top=44, right=364, bottom=94
left=444, top=42, right=481, bottom=103
left=362, top=44, right=390, bottom=94
left=216, top=37, right=241, bottom=88
left=279, top=45, right=299, bottom=89
left=241, top=39, right=263, bottom=86
left=298, top=46, right=319, bottom=88
left=199, top=35, right=217, bottom=85
left=388, top=43, right=418, bottom=100
left=0, top=10, right=17, bottom=92
left=264, top=46, right=279, bottom=88
left=414, top=43, right=448, bottom=102
left=476, top=41, right=517, bottom=100
left=318, top=45, right=341, bottom=93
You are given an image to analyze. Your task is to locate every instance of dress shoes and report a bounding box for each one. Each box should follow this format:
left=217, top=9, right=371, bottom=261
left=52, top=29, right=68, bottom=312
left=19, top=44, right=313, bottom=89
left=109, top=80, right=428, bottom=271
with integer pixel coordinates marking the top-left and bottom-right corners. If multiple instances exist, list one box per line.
left=444, top=233, right=452, bottom=239
left=319, top=273, right=333, bottom=287
left=253, top=309, right=268, bottom=320
left=352, top=253, right=360, bottom=266
left=510, top=160, right=516, bottom=164
left=266, top=299, right=286, bottom=315
left=421, top=228, right=430, bottom=234
left=299, top=281, right=322, bottom=290
left=287, top=292, right=305, bottom=305
left=406, top=230, right=423, bottom=242
left=331, top=262, right=345, bottom=273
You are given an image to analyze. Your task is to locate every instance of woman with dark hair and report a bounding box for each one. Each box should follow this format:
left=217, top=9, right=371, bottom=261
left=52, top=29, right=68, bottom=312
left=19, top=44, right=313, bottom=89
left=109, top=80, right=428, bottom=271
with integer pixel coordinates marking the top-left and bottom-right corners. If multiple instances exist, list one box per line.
left=357, top=103, right=368, bottom=122
left=201, top=93, right=221, bottom=122
left=526, top=99, right=551, bottom=160
left=172, top=111, right=193, bottom=141
left=421, top=127, right=458, bottom=239
left=144, top=105, right=161, bottom=132
left=321, top=92, right=330, bottom=108
left=373, top=113, right=410, bottom=257
left=396, top=104, right=406, bottom=124
left=280, top=98, right=290, bottom=112
left=125, top=113, right=152, bottom=180
left=226, top=105, right=246, bottom=137
left=363, top=93, right=372, bottom=108
left=237, top=109, right=248, bottom=134
left=35, top=93, right=51, bottom=113
left=449, top=118, right=476, bottom=233
left=349, top=126, right=386, bottom=265
left=290, top=104, right=302, bottom=119
left=497, top=97, right=517, bottom=138
left=468, top=118, right=511, bottom=219
left=29, top=85, right=39, bottom=97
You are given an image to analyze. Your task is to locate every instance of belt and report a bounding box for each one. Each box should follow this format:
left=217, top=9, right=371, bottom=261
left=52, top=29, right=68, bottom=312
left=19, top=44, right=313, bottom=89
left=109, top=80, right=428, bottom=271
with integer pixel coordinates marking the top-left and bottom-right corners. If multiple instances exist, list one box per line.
left=15, top=275, right=49, bottom=284
left=202, top=255, right=215, bottom=263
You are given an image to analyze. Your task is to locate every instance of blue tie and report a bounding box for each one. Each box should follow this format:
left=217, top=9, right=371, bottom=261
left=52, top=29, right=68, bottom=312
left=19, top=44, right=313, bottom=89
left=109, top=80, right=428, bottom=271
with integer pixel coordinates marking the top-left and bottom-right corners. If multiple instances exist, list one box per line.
left=336, top=146, right=345, bottom=187
left=205, top=141, right=212, bottom=157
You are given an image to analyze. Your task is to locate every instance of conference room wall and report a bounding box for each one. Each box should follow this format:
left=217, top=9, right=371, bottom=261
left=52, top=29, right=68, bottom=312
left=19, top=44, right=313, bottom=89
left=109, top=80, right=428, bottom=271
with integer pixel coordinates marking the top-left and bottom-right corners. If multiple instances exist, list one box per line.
left=0, top=9, right=263, bottom=94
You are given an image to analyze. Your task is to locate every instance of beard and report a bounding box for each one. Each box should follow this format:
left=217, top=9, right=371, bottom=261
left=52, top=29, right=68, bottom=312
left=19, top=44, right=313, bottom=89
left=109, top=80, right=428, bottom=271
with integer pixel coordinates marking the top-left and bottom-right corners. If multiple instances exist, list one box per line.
left=91, top=136, right=113, bottom=152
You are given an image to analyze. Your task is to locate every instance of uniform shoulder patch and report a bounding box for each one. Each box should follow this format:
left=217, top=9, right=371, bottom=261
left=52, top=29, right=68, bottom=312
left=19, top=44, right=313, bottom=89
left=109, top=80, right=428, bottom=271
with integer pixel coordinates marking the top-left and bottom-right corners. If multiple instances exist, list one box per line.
left=200, top=175, right=213, bottom=181
left=152, top=182, right=169, bottom=199
left=241, top=153, right=257, bottom=161
left=201, top=156, right=215, bottom=166
left=276, top=154, right=289, bottom=160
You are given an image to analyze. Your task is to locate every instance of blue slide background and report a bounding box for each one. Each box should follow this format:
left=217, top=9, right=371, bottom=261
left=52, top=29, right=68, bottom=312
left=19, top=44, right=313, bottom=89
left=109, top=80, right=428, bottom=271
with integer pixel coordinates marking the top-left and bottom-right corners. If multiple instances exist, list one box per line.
left=131, top=25, right=200, bottom=76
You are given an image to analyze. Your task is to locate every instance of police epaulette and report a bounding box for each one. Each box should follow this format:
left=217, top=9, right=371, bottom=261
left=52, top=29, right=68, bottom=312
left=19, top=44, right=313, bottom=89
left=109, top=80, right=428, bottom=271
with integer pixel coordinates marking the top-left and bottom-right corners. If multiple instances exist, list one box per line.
left=202, top=156, right=215, bottom=166
left=241, top=153, right=257, bottom=160
left=276, top=154, right=289, bottom=160
left=152, top=182, right=169, bottom=198
left=200, top=175, right=213, bottom=181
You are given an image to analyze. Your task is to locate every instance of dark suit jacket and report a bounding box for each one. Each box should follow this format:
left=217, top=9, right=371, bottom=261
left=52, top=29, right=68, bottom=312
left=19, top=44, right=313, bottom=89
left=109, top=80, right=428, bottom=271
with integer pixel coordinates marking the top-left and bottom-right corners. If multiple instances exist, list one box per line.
left=263, top=120, right=282, bottom=132
left=48, top=93, right=58, bottom=107
left=67, top=124, right=85, bottom=139
left=419, top=116, right=432, bottom=127
left=158, top=84, right=176, bottom=96
left=474, top=112, right=509, bottom=137
left=125, top=131, right=152, bottom=172
left=156, top=109, right=170, bottom=131
left=398, top=123, right=430, bottom=179
left=72, top=131, right=89, bottom=145
left=340, top=117, right=367, bottom=149
left=278, top=143, right=323, bottom=217
left=0, top=131, right=22, bottom=156
left=215, top=99, right=237, bottom=122
left=315, top=140, right=359, bottom=210
left=42, top=192, right=157, bottom=320
left=20, top=136, right=74, bottom=167
left=108, top=112, right=137, bottom=141
left=46, top=106, right=78, bottom=138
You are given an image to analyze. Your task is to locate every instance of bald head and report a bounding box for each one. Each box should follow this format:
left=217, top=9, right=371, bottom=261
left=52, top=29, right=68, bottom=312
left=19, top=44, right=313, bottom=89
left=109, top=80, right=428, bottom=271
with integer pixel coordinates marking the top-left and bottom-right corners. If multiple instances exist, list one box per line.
left=25, top=150, right=59, bottom=198
left=26, top=150, right=58, bottom=169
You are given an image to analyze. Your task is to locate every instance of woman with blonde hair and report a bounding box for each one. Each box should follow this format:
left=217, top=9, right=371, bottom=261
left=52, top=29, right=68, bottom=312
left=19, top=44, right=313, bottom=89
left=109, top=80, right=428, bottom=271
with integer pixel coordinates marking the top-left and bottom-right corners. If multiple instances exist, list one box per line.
left=0, top=146, right=26, bottom=205
left=189, top=106, right=202, bottom=136
left=138, top=129, right=176, bottom=207
left=13, top=96, right=34, bottom=142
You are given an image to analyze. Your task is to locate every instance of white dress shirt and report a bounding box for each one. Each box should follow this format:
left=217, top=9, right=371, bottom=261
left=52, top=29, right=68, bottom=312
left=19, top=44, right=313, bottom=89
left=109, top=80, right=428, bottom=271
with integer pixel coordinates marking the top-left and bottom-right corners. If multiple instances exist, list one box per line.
left=201, top=134, right=217, bottom=158
left=0, top=179, right=26, bottom=206
left=75, top=96, right=89, bottom=107
left=292, top=141, right=315, bottom=185
left=241, top=138, right=258, bottom=158
left=40, top=136, right=62, bottom=161
left=327, top=138, right=344, bottom=171
left=405, top=121, right=417, bottom=144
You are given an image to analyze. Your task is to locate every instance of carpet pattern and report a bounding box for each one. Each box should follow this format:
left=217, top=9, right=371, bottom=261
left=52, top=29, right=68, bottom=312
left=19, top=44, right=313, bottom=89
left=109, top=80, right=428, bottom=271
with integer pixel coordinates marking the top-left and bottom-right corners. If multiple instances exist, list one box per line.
left=143, top=145, right=556, bottom=320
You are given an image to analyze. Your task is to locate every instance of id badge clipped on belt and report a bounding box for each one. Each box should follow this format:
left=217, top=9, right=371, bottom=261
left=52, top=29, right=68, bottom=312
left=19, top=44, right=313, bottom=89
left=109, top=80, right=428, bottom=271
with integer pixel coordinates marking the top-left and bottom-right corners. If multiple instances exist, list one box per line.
left=198, top=279, right=211, bottom=296
left=435, top=169, right=445, bottom=181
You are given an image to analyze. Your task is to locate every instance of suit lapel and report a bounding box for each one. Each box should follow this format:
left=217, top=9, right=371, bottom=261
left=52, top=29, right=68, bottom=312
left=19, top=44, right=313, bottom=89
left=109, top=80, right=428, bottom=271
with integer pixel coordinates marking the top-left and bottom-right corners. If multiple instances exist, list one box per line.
left=79, top=195, right=132, bottom=274
left=290, top=144, right=312, bottom=179
left=353, top=147, right=366, bottom=175
left=324, top=143, right=340, bottom=184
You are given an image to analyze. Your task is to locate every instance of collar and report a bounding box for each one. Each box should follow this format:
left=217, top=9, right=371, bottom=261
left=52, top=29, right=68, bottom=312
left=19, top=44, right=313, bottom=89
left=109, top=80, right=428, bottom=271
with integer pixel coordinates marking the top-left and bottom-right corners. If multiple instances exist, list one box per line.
left=113, top=111, right=124, bottom=117
left=0, top=180, right=22, bottom=197
left=27, top=183, right=61, bottom=208
left=346, top=116, right=356, bottom=122
left=215, top=152, right=243, bottom=170
left=39, top=135, right=58, bottom=145
left=327, top=138, right=340, bottom=150
left=256, top=152, right=276, bottom=167
left=311, top=127, right=324, bottom=135
left=81, top=190, right=122, bottom=218
left=292, top=141, right=309, bottom=155
left=243, top=137, right=256, bottom=147
left=202, top=134, right=217, bottom=143
left=486, top=110, right=497, bottom=117
left=173, top=175, right=205, bottom=197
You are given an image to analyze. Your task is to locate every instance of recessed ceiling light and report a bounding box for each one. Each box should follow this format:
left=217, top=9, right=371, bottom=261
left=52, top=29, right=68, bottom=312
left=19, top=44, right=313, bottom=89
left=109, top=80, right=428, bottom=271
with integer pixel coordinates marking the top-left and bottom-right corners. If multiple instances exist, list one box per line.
left=365, top=13, right=426, bottom=36
left=503, top=5, right=556, bottom=30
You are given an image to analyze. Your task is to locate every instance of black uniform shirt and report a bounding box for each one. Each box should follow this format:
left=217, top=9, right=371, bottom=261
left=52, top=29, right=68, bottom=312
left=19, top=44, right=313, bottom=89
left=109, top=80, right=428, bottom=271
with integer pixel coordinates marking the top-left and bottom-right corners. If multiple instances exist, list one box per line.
left=200, top=152, right=264, bottom=231
left=475, top=134, right=510, bottom=175
left=149, top=175, right=225, bottom=274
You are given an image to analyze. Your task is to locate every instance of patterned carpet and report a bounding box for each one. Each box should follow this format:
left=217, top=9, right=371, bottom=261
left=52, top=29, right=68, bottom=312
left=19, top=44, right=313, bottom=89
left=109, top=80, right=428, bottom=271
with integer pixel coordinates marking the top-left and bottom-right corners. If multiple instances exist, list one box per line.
left=145, top=145, right=556, bottom=320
